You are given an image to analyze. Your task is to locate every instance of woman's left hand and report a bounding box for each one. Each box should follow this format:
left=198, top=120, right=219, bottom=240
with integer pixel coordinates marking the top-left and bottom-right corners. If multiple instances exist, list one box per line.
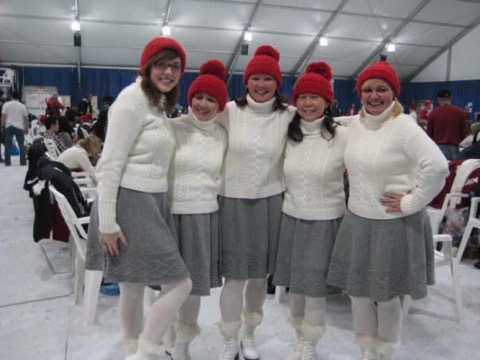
left=379, top=192, right=403, bottom=213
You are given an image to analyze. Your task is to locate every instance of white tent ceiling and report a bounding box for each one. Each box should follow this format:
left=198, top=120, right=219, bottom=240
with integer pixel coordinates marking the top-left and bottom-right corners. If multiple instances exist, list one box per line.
left=1, top=0, right=480, bottom=81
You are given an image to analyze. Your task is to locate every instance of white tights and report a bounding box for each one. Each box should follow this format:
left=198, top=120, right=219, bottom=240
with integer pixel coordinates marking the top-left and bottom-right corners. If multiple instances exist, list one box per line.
left=119, top=277, right=192, bottom=344
left=290, top=293, right=326, bottom=327
left=178, top=295, right=201, bottom=325
left=220, top=278, right=267, bottom=322
left=350, top=296, right=402, bottom=342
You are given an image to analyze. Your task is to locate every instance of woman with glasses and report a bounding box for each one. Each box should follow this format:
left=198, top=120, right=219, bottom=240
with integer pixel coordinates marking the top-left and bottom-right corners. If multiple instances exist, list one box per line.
left=86, top=37, right=191, bottom=360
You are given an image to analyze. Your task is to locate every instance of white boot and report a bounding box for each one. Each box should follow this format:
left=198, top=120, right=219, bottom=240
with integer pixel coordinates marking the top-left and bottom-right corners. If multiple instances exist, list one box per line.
left=173, top=320, right=201, bottom=360
left=300, top=321, right=325, bottom=360
left=124, top=338, right=138, bottom=356
left=241, top=310, right=262, bottom=360
left=219, top=320, right=241, bottom=360
left=285, top=316, right=304, bottom=360
left=357, top=336, right=377, bottom=360
left=125, top=335, right=172, bottom=360
left=163, top=324, right=176, bottom=351
left=376, top=339, right=398, bottom=360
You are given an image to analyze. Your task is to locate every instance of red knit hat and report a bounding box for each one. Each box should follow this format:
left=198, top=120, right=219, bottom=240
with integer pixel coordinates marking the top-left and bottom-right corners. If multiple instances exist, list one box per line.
left=243, top=45, right=282, bottom=87
left=187, top=59, right=228, bottom=111
left=356, top=61, right=400, bottom=97
left=293, top=62, right=333, bottom=104
left=140, top=37, right=186, bottom=75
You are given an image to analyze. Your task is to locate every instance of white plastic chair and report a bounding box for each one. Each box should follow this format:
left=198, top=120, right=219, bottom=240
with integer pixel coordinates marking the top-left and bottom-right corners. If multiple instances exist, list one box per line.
left=455, top=197, right=480, bottom=269
left=49, top=185, right=103, bottom=325
left=403, top=210, right=463, bottom=321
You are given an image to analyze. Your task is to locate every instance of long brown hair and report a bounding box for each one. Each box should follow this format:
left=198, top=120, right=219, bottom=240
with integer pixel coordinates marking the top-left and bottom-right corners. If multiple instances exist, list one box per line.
left=140, top=49, right=181, bottom=112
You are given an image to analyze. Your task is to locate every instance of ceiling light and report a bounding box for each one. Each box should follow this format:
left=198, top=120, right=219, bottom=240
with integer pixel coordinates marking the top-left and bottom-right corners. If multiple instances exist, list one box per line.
left=244, top=31, right=252, bottom=42
left=71, top=19, right=81, bottom=31
left=387, top=43, right=396, bottom=52
left=162, top=25, right=171, bottom=36
left=319, top=36, right=328, bottom=47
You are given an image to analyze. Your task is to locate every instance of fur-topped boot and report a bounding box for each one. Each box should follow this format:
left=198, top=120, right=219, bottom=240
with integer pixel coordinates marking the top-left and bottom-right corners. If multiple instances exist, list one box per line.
left=124, top=338, right=139, bottom=356
left=357, top=335, right=378, bottom=360
left=240, top=310, right=263, bottom=360
left=219, top=320, right=241, bottom=360
left=300, top=321, right=325, bottom=360
left=125, top=335, right=172, bottom=360
left=286, top=316, right=304, bottom=360
left=376, top=339, right=399, bottom=360
left=173, top=320, right=201, bottom=360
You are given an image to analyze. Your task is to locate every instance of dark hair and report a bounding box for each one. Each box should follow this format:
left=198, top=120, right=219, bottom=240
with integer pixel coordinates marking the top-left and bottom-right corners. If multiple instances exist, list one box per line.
left=140, top=49, right=180, bottom=112
left=287, top=106, right=337, bottom=142
left=44, top=116, right=58, bottom=130
left=235, top=90, right=289, bottom=112
left=57, top=116, right=73, bottom=136
left=12, top=91, right=20, bottom=100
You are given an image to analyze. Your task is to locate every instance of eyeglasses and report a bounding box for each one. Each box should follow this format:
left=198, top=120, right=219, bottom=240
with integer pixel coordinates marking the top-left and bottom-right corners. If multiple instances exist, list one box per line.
left=152, top=62, right=182, bottom=74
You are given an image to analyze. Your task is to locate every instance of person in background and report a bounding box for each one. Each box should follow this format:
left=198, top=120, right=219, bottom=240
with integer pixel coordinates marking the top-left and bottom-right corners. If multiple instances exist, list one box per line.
left=91, top=95, right=114, bottom=142
left=1, top=90, right=28, bottom=166
left=273, top=61, right=347, bottom=360
left=85, top=36, right=192, bottom=360
left=57, top=134, right=102, bottom=185
left=46, top=92, right=64, bottom=116
left=427, top=89, right=470, bottom=160
left=167, top=59, right=228, bottom=360
left=44, top=116, right=69, bottom=153
left=217, top=44, right=296, bottom=360
left=327, top=61, right=449, bottom=360
left=57, top=116, right=74, bottom=148
left=78, top=92, right=93, bottom=116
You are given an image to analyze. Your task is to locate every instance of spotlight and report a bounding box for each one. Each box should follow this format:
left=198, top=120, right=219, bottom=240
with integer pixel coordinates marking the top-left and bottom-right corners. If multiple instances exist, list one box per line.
left=387, top=43, right=396, bottom=52
left=319, top=36, right=328, bottom=47
left=244, top=31, right=252, bottom=42
left=162, top=25, right=171, bottom=36
left=71, top=19, right=81, bottom=31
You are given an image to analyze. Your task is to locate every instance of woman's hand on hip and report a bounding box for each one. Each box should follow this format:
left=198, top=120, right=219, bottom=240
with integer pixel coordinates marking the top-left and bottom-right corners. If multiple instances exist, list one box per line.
left=379, top=192, right=403, bottom=213
left=100, top=230, right=128, bottom=256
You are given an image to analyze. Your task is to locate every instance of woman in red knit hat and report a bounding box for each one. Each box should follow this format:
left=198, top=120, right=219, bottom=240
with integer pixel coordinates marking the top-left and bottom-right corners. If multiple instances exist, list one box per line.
left=327, top=61, right=449, bottom=360
left=217, top=45, right=296, bottom=360
left=167, top=59, right=228, bottom=359
left=85, top=36, right=192, bottom=360
left=272, top=61, right=347, bottom=360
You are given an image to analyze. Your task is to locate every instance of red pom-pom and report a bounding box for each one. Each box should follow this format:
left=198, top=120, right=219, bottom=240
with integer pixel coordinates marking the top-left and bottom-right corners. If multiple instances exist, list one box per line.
left=305, top=62, right=332, bottom=81
left=200, top=59, right=226, bottom=81
left=254, top=45, right=280, bottom=61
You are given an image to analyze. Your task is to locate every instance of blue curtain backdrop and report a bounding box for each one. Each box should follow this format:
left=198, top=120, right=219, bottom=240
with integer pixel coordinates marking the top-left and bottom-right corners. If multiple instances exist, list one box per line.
left=17, top=65, right=480, bottom=116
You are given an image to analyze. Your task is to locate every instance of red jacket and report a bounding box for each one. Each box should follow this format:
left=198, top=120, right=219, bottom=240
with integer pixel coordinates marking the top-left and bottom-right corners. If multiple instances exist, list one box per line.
left=427, top=104, right=469, bottom=146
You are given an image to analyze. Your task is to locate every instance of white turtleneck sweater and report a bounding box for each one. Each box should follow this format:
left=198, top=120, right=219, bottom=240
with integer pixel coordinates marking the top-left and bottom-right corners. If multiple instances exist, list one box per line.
left=283, top=117, right=347, bottom=220
left=168, top=111, right=227, bottom=214
left=218, top=95, right=296, bottom=199
left=345, top=102, right=449, bottom=220
left=96, top=78, right=175, bottom=233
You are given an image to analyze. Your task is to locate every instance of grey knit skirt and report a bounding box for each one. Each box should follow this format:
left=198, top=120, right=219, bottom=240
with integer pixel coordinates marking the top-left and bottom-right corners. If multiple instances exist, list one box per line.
left=326, top=209, right=434, bottom=302
left=219, top=194, right=283, bottom=280
left=273, top=213, right=341, bottom=297
left=85, top=187, right=189, bottom=285
left=173, top=212, right=222, bottom=296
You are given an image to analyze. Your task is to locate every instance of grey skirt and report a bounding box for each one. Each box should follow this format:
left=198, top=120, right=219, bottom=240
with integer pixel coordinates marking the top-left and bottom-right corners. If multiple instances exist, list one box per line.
left=219, top=194, right=283, bottom=280
left=273, top=213, right=341, bottom=297
left=85, top=187, right=189, bottom=285
left=173, top=212, right=222, bottom=296
left=326, top=209, right=434, bottom=301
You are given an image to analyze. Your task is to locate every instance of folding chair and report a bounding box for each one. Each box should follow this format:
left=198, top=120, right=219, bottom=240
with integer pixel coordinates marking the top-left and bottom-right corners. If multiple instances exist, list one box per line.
left=49, top=185, right=102, bottom=325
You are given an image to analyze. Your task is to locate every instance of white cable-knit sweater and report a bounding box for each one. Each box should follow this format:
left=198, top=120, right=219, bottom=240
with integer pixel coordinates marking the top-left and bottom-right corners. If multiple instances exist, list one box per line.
left=345, top=104, right=449, bottom=219
left=96, top=78, right=175, bottom=233
left=218, top=95, right=296, bottom=199
left=168, top=111, right=227, bottom=214
left=57, top=146, right=97, bottom=185
left=283, top=117, right=347, bottom=220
